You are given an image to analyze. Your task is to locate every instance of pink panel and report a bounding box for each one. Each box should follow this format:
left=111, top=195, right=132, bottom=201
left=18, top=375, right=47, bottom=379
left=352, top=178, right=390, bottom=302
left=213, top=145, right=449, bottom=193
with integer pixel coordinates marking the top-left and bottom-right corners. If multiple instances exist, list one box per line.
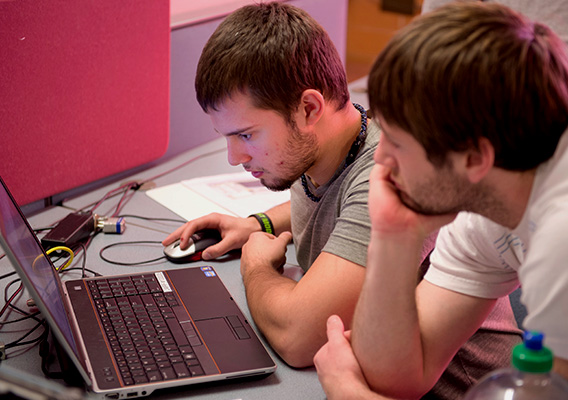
left=0, top=1, right=170, bottom=205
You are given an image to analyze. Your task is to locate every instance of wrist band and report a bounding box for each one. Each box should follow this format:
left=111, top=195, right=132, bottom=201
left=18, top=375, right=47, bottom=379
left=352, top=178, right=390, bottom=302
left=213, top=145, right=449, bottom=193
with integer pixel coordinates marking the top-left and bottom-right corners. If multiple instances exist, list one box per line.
left=249, top=213, right=274, bottom=235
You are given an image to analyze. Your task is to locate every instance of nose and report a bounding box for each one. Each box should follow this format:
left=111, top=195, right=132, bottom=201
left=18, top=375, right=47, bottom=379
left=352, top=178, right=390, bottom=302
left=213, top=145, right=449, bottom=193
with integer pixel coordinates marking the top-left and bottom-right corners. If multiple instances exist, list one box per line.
left=226, top=138, right=252, bottom=166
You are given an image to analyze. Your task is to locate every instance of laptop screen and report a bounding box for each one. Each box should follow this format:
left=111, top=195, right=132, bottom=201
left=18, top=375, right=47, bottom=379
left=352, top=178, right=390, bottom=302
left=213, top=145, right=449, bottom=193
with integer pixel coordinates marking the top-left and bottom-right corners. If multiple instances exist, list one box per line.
left=0, top=177, right=78, bottom=356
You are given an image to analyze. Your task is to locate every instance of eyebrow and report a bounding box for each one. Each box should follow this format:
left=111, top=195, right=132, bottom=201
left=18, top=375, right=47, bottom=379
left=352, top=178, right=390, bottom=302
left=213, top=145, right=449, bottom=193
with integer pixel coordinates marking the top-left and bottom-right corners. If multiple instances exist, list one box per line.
left=215, top=126, right=255, bottom=137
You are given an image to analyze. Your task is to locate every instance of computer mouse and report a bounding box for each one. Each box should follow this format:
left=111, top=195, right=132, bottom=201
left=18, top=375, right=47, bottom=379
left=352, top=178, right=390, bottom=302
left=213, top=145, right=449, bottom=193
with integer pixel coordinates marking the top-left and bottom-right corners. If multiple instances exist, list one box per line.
left=163, top=229, right=222, bottom=264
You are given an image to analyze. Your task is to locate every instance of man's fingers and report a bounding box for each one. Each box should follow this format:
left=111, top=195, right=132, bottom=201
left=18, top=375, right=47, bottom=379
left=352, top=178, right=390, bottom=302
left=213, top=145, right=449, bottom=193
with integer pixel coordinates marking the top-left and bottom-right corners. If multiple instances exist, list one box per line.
left=162, top=224, right=187, bottom=246
left=201, top=242, right=228, bottom=260
left=278, top=231, right=293, bottom=244
left=163, top=215, right=221, bottom=248
left=326, top=315, right=346, bottom=341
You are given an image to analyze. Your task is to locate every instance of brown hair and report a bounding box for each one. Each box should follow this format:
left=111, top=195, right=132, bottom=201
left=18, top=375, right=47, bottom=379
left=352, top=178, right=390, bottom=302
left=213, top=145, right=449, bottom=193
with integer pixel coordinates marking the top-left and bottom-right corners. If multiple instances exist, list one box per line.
left=195, top=2, right=349, bottom=124
left=369, top=2, right=568, bottom=169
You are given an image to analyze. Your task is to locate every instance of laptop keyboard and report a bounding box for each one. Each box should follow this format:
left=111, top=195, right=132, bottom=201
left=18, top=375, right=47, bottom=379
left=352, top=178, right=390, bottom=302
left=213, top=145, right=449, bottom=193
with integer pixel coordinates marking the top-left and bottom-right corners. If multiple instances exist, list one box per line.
left=87, top=274, right=205, bottom=385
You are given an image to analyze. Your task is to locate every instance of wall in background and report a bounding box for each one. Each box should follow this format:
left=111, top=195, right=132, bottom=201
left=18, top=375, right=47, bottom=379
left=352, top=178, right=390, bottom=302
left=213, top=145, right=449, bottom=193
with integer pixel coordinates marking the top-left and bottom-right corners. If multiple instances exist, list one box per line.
left=346, top=0, right=421, bottom=82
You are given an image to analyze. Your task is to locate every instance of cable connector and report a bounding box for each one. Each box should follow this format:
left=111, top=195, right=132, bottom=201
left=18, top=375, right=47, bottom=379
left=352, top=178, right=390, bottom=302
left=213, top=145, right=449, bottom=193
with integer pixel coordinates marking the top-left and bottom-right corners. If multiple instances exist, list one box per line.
left=95, top=215, right=126, bottom=234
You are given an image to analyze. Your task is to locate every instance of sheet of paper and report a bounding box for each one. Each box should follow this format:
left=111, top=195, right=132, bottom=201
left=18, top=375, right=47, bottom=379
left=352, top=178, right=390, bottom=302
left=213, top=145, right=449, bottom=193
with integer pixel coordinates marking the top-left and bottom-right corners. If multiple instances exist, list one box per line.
left=146, top=182, right=234, bottom=221
left=146, top=171, right=290, bottom=221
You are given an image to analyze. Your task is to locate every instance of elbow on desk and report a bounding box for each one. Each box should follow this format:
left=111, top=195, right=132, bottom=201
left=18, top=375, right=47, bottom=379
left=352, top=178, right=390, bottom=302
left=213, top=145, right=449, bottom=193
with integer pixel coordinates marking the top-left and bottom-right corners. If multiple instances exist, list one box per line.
left=366, top=381, right=431, bottom=400
left=360, top=357, right=435, bottom=399
left=268, top=330, right=320, bottom=368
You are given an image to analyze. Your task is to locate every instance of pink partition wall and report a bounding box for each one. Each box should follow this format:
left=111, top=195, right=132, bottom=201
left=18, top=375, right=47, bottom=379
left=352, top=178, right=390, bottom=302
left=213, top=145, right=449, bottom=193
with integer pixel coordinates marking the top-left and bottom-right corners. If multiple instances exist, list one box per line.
left=0, top=1, right=170, bottom=206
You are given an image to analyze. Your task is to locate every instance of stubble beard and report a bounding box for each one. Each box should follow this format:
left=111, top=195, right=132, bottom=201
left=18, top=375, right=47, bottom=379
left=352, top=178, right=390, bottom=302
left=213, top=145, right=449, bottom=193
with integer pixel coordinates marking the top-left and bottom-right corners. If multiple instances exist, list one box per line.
left=399, top=170, right=479, bottom=216
left=261, top=125, right=319, bottom=192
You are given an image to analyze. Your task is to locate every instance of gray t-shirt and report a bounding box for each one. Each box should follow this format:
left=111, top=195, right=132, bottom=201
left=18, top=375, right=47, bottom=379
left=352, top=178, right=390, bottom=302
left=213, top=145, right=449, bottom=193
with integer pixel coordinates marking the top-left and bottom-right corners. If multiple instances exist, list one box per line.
left=290, top=119, right=379, bottom=271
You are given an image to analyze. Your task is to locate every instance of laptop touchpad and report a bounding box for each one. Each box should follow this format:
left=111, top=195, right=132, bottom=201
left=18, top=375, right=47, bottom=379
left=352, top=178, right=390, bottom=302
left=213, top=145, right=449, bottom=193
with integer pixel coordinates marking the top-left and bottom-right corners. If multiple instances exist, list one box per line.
left=195, top=317, right=269, bottom=373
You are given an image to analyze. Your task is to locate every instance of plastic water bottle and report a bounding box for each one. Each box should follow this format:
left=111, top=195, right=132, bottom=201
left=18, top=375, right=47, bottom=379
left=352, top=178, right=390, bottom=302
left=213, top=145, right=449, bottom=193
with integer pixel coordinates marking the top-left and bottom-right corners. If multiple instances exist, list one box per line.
left=463, top=331, right=568, bottom=399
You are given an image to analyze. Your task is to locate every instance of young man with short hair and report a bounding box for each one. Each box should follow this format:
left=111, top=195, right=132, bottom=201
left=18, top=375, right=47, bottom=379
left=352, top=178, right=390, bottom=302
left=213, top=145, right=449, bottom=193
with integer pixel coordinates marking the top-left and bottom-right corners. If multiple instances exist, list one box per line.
left=164, top=1, right=378, bottom=369
left=314, top=2, right=568, bottom=398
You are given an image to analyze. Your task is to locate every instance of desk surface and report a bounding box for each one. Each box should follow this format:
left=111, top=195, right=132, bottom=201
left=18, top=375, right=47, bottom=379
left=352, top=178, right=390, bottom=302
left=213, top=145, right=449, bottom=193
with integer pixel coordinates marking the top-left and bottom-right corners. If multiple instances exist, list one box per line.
left=0, top=138, right=324, bottom=399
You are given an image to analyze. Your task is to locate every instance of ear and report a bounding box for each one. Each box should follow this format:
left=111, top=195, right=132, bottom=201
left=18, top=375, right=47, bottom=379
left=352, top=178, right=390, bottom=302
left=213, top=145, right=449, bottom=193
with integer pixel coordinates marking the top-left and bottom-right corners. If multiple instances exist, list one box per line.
left=295, top=89, right=325, bottom=128
left=463, top=137, right=495, bottom=184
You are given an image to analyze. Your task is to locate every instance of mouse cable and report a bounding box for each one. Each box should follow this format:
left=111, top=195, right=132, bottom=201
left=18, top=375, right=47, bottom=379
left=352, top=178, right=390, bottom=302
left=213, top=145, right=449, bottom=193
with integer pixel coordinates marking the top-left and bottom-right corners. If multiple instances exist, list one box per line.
left=115, top=214, right=187, bottom=236
left=116, top=214, right=186, bottom=224
left=99, top=241, right=166, bottom=266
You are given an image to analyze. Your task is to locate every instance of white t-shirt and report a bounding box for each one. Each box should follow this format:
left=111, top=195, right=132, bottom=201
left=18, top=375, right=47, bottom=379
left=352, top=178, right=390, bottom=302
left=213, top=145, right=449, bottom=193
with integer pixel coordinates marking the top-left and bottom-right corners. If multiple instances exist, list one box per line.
left=426, top=132, right=568, bottom=360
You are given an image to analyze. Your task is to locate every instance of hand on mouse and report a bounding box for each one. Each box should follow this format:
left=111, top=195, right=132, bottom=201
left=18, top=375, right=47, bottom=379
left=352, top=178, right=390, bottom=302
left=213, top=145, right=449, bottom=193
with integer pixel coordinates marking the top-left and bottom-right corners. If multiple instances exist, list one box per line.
left=162, top=212, right=262, bottom=260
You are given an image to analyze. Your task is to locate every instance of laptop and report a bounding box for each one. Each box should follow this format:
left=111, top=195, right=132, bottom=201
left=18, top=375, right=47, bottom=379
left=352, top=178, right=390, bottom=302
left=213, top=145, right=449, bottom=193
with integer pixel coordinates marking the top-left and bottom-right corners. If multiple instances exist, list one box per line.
left=0, top=176, right=276, bottom=399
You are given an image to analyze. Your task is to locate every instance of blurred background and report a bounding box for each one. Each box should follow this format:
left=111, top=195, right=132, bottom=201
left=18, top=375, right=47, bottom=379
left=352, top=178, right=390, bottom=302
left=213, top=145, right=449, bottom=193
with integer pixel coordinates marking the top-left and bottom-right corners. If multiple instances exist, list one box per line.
left=346, top=0, right=423, bottom=82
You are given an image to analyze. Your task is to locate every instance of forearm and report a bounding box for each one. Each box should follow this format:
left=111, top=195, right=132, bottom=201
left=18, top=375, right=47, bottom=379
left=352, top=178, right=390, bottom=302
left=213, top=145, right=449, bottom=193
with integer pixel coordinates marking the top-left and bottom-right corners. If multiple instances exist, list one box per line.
left=315, top=316, right=401, bottom=400
left=353, top=230, right=497, bottom=398
left=242, top=263, right=311, bottom=366
left=352, top=230, right=428, bottom=398
left=241, top=245, right=365, bottom=368
left=239, top=228, right=321, bottom=366
left=264, top=201, right=291, bottom=235
left=325, top=380, right=398, bottom=400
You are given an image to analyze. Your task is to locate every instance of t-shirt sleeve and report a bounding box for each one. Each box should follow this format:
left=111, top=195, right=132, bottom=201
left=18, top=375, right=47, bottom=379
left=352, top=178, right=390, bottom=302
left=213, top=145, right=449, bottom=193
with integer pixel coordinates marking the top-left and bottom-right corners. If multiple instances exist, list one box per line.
left=322, top=165, right=372, bottom=267
left=425, top=212, right=520, bottom=298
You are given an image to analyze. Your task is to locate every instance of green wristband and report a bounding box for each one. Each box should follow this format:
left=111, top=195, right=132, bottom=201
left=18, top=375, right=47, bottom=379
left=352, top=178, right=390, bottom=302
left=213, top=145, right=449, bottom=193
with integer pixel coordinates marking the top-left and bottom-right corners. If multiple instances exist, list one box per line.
left=249, top=213, right=274, bottom=235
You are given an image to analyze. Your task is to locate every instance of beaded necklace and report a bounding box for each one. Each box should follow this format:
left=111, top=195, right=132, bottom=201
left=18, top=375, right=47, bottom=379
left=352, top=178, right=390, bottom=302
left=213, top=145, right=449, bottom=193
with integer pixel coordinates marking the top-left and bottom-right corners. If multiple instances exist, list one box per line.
left=301, top=103, right=368, bottom=203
